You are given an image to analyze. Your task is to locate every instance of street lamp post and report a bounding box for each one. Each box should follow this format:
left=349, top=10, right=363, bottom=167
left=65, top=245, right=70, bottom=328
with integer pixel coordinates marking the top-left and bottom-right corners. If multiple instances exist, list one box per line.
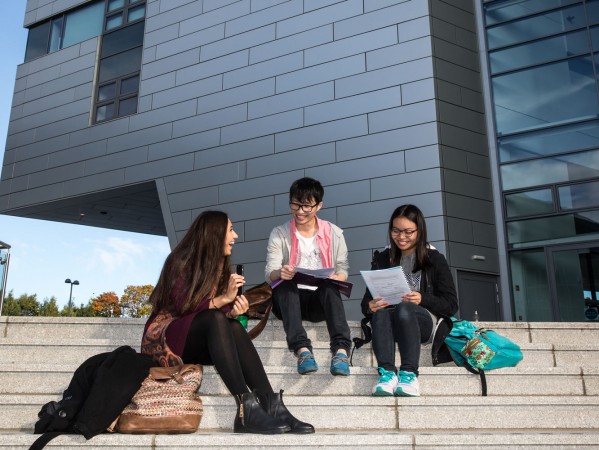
left=0, top=241, right=11, bottom=316
left=65, top=279, right=79, bottom=317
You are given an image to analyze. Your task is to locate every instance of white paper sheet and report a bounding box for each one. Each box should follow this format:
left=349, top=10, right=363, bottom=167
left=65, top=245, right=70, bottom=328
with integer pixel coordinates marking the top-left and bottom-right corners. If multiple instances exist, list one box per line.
left=360, top=266, right=412, bottom=305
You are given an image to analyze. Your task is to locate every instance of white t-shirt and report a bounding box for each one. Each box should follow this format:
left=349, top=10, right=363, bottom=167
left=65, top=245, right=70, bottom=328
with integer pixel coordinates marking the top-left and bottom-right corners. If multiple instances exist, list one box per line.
left=296, top=231, right=321, bottom=290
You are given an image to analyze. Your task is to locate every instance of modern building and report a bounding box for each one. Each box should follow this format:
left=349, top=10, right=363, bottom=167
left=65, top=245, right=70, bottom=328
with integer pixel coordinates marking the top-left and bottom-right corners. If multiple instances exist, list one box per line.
left=1, top=0, right=598, bottom=321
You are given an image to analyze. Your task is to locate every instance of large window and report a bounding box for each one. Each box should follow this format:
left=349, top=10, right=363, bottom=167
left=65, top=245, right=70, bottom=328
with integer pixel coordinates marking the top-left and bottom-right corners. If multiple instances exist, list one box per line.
left=24, top=1, right=104, bottom=62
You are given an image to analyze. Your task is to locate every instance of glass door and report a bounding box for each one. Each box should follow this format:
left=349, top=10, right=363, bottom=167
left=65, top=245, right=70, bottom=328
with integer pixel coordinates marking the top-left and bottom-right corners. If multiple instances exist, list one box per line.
left=547, top=244, right=599, bottom=322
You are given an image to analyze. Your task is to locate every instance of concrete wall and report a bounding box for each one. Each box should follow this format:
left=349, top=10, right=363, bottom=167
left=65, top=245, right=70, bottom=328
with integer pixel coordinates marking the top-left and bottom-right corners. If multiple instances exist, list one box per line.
left=1, top=0, right=499, bottom=318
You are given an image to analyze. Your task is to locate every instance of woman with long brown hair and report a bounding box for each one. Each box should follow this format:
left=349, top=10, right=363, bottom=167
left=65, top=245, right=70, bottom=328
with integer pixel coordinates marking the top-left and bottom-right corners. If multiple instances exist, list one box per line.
left=143, top=210, right=313, bottom=434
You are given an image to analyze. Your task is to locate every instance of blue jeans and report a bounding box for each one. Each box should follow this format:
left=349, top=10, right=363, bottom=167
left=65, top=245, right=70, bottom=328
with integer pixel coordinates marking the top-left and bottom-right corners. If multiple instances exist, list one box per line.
left=371, top=302, right=433, bottom=375
left=272, top=279, right=351, bottom=354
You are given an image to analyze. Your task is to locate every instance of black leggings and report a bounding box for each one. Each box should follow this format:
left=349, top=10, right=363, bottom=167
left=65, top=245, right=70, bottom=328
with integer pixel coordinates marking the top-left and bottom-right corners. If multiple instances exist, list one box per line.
left=182, top=308, right=273, bottom=395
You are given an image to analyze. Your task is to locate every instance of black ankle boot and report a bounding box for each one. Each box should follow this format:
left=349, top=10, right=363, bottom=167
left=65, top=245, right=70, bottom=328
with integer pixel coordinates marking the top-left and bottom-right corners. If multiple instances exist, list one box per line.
left=257, top=390, right=315, bottom=434
left=233, top=392, right=291, bottom=434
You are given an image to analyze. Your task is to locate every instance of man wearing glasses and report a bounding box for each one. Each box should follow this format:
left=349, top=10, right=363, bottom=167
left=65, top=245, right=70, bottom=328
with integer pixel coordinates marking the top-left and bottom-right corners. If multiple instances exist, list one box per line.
left=265, top=177, right=352, bottom=376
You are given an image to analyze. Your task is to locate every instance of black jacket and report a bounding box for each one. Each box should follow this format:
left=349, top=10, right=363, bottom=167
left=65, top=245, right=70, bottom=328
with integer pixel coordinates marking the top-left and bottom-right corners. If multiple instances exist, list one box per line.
left=361, top=248, right=458, bottom=365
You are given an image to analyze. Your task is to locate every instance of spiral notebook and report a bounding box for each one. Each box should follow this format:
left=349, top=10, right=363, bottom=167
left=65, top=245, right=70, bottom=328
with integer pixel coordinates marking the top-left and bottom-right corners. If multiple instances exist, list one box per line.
left=360, top=266, right=411, bottom=305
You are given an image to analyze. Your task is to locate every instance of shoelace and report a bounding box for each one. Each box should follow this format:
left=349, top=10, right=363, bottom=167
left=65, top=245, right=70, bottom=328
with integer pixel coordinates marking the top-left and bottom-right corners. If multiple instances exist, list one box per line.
left=297, top=352, right=315, bottom=365
left=378, top=371, right=394, bottom=383
left=399, top=371, right=416, bottom=384
left=331, top=353, right=348, bottom=366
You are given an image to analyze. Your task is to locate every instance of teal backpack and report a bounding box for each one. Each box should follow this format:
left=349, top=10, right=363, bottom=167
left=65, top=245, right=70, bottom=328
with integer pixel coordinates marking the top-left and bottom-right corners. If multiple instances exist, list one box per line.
left=445, top=318, right=523, bottom=395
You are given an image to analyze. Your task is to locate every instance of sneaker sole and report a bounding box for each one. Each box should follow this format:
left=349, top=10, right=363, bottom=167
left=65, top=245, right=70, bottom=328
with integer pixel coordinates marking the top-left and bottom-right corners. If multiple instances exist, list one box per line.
left=394, top=389, right=419, bottom=397
left=372, top=389, right=394, bottom=397
left=330, top=371, right=350, bottom=376
left=298, top=368, right=318, bottom=375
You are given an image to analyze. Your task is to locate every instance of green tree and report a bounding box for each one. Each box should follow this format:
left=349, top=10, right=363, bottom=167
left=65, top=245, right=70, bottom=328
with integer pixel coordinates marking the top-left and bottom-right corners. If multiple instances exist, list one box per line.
left=120, top=284, right=154, bottom=318
left=91, top=292, right=120, bottom=317
left=18, top=293, right=40, bottom=316
left=1, top=291, right=21, bottom=316
left=61, top=301, right=95, bottom=317
left=39, top=297, right=60, bottom=317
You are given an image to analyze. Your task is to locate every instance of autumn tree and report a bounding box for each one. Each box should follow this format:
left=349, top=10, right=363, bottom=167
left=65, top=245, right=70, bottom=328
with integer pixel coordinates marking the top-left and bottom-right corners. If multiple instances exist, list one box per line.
left=119, top=284, right=154, bottom=318
left=91, top=292, right=120, bottom=317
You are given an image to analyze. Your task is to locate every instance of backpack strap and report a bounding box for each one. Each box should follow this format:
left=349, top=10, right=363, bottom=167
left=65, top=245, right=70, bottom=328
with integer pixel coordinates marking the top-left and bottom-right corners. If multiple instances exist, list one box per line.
left=29, top=431, right=63, bottom=450
left=461, top=363, right=488, bottom=396
left=349, top=316, right=372, bottom=366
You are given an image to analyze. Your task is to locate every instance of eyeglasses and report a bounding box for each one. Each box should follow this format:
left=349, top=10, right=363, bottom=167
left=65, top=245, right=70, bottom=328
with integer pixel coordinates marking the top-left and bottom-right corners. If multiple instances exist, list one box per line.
left=391, top=228, right=417, bottom=237
left=289, top=202, right=318, bottom=212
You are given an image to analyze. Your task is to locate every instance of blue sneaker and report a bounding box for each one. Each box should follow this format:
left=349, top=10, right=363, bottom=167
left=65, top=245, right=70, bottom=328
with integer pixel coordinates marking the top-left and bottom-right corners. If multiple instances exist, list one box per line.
left=372, top=367, right=398, bottom=397
left=297, top=351, right=318, bottom=375
left=330, top=352, right=350, bottom=376
left=394, top=370, right=420, bottom=397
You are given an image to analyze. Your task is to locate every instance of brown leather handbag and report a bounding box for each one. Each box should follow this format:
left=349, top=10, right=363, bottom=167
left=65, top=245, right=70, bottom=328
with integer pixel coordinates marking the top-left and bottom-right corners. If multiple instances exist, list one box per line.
left=116, top=364, right=203, bottom=434
left=243, top=282, right=273, bottom=340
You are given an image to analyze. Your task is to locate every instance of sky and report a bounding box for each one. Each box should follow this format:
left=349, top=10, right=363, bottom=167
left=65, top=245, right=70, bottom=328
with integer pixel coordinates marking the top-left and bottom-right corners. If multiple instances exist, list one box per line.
left=0, top=1, right=171, bottom=309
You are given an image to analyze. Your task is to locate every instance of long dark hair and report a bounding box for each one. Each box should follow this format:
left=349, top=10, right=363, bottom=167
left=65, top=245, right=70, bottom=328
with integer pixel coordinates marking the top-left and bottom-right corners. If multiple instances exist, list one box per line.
left=150, top=210, right=231, bottom=315
left=388, top=204, right=430, bottom=272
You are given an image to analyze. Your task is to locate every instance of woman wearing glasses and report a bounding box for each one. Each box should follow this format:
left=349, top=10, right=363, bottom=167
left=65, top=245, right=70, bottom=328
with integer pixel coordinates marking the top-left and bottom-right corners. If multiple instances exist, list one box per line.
left=265, top=177, right=352, bottom=377
left=361, top=204, right=458, bottom=397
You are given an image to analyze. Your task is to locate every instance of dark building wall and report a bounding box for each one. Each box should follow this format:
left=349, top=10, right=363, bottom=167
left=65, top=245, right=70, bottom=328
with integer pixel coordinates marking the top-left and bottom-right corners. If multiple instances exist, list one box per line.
left=1, top=0, right=499, bottom=318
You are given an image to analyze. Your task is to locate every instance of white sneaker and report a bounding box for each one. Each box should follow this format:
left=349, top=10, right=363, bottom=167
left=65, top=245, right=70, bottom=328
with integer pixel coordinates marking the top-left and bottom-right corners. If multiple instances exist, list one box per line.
left=394, top=370, right=420, bottom=397
left=372, top=367, right=398, bottom=397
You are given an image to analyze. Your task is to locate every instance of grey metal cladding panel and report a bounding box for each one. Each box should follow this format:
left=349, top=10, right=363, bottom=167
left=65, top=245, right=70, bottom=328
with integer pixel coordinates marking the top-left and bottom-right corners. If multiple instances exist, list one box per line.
left=443, top=169, right=491, bottom=201
left=163, top=162, right=240, bottom=194
left=24, top=45, right=81, bottom=76
left=364, top=0, right=411, bottom=13
left=367, top=36, right=432, bottom=71
left=13, top=156, right=48, bottom=178
left=334, top=1, right=428, bottom=40
left=27, top=161, right=85, bottom=189
left=401, top=78, right=435, bottom=105
left=441, top=0, right=474, bottom=14
left=35, top=113, right=90, bottom=141
left=225, top=0, right=303, bottom=37
left=432, top=37, right=479, bottom=72
left=348, top=248, right=373, bottom=277
left=129, top=99, right=197, bottom=132
left=305, top=85, right=402, bottom=126
left=444, top=192, right=494, bottom=224
left=84, top=146, right=149, bottom=176
left=168, top=186, right=220, bottom=212
left=74, top=82, right=93, bottom=101
left=139, top=72, right=177, bottom=96
left=70, top=117, right=130, bottom=148
left=172, top=210, right=192, bottom=231
left=204, top=0, right=242, bottom=13
left=368, top=99, right=436, bottom=134
left=229, top=239, right=270, bottom=264
left=21, top=88, right=77, bottom=117
left=440, top=146, right=467, bottom=172
left=248, top=82, right=333, bottom=120
left=34, top=68, right=95, bottom=100
left=61, top=168, right=126, bottom=197
left=155, top=25, right=224, bottom=60
left=249, top=25, right=332, bottom=65
left=448, top=242, right=499, bottom=272
left=138, top=95, right=152, bottom=113
left=371, top=168, right=442, bottom=201
left=447, top=216, right=474, bottom=244
left=48, top=140, right=107, bottom=168
left=173, top=104, right=247, bottom=139
left=142, top=49, right=200, bottom=80
left=439, top=124, right=487, bottom=155
left=434, top=59, right=481, bottom=92
left=79, top=37, right=99, bottom=56
left=151, top=75, right=218, bottom=109
left=149, top=129, right=220, bottom=162
left=308, top=152, right=405, bottom=187
left=145, top=0, right=205, bottom=33
left=11, top=98, right=90, bottom=135
left=195, top=135, right=274, bottom=169
left=276, top=0, right=363, bottom=39
left=145, top=24, right=180, bottom=48
left=14, top=135, right=70, bottom=163
left=438, top=101, right=485, bottom=134
left=23, top=66, right=62, bottom=90
left=436, top=78, right=460, bottom=105
left=7, top=182, right=64, bottom=210
left=305, top=26, right=398, bottom=68
left=5, top=130, right=37, bottom=151
left=335, top=56, right=433, bottom=99
left=179, top=1, right=250, bottom=36
left=430, top=0, right=475, bottom=32
left=305, top=0, right=345, bottom=12
left=0, top=180, right=11, bottom=197
left=251, top=0, right=291, bottom=13
left=176, top=51, right=249, bottom=86
left=159, top=0, right=202, bottom=13
left=198, top=79, right=274, bottom=115
left=323, top=180, right=371, bottom=207
left=455, top=26, right=477, bottom=52
left=338, top=192, right=443, bottom=228
left=107, top=123, right=173, bottom=154
left=221, top=109, right=302, bottom=145
left=125, top=153, right=195, bottom=184
left=223, top=52, right=302, bottom=90
left=244, top=214, right=288, bottom=241
left=276, top=54, right=364, bottom=94
left=246, top=143, right=335, bottom=178
left=219, top=169, right=304, bottom=203
left=59, top=52, right=97, bottom=78
left=343, top=223, right=389, bottom=251
left=405, top=144, right=441, bottom=172
left=275, top=115, right=367, bottom=153
left=467, top=152, right=491, bottom=178
left=143, top=46, right=157, bottom=64
left=472, top=221, right=498, bottom=248
left=336, top=122, right=437, bottom=162
left=193, top=196, right=275, bottom=222
left=10, top=175, right=29, bottom=194
left=202, top=25, right=276, bottom=62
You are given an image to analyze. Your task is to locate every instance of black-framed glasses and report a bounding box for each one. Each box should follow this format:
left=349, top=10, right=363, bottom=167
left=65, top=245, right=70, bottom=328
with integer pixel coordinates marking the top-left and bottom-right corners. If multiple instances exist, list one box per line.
left=391, top=228, right=417, bottom=237
left=289, top=202, right=318, bottom=212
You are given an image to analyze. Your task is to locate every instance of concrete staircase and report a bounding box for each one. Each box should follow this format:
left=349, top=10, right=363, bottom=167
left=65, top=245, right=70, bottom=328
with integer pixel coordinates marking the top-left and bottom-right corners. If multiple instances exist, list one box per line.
left=1, top=316, right=598, bottom=449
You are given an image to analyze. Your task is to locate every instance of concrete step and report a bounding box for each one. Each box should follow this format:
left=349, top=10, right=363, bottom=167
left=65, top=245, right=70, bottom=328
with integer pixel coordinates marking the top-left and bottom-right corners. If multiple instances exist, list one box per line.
left=4, top=431, right=599, bottom=449
left=3, top=316, right=599, bottom=346
left=3, top=395, right=599, bottom=432
left=0, top=364, right=596, bottom=397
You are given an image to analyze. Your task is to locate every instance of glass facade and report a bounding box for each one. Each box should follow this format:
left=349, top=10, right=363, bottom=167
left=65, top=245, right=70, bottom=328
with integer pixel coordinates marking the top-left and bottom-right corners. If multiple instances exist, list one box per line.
left=484, top=0, right=599, bottom=322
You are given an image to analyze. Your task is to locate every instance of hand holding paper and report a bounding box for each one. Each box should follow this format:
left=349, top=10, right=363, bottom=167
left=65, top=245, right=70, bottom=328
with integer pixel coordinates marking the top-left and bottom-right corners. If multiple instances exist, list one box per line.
left=360, top=266, right=412, bottom=305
